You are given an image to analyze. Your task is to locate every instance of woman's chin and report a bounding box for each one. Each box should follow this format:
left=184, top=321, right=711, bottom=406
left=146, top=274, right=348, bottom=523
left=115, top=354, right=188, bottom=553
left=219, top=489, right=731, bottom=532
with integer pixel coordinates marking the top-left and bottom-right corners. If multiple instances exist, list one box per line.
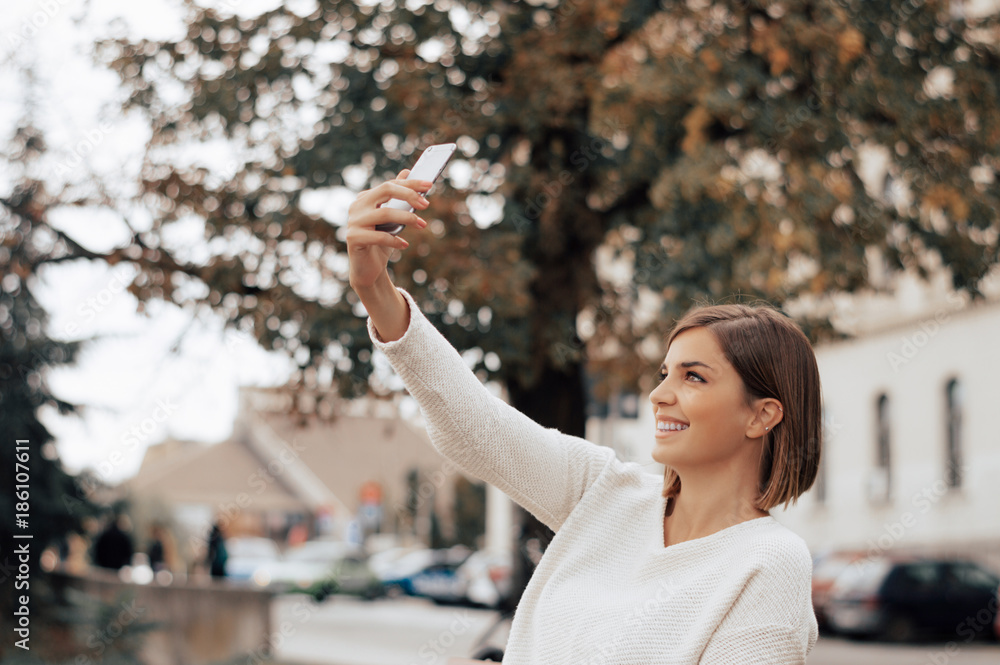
left=652, top=448, right=684, bottom=468
left=652, top=438, right=701, bottom=467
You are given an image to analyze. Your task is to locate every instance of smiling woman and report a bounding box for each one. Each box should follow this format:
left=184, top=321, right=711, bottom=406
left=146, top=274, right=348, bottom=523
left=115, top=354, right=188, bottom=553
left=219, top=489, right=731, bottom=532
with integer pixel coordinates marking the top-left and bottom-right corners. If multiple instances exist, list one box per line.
left=651, top=303, right=823, bottom=549
left=346, top=176, right=824, bottom=664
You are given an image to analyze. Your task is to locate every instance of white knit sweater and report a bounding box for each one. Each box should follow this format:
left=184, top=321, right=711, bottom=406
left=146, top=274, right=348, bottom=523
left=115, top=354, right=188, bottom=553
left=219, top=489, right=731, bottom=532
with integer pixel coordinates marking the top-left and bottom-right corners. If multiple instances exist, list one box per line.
left=368, top=288, right=819, bottom=664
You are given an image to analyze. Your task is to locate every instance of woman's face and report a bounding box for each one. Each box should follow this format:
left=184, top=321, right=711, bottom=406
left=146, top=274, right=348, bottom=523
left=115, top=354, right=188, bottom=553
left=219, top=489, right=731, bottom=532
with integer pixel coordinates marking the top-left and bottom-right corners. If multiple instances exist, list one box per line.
left=647, top=327, right=759, bottom=470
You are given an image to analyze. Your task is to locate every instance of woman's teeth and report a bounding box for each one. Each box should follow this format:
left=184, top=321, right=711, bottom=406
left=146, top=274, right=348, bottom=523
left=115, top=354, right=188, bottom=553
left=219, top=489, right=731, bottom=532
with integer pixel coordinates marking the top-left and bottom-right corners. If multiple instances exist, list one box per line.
left=657, top=422, right=689, bottom=431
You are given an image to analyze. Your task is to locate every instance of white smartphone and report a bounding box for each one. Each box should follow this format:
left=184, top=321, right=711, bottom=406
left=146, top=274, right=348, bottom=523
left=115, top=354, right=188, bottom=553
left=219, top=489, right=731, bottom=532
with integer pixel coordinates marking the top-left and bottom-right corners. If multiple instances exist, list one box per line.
left=375, top=142, right=457, bottom=235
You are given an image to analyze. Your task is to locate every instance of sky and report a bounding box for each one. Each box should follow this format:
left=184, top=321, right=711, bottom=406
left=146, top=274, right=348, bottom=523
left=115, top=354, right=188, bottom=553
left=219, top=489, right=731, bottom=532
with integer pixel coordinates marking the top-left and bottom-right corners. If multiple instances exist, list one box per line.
left=1, top=0, right=303, bottom=483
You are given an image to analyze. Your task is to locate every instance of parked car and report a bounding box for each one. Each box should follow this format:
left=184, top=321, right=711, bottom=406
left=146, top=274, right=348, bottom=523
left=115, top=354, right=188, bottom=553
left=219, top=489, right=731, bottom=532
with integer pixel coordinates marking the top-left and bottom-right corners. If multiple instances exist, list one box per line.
left=456, top=549, right=513, bottom=609
left=299, top=554, right=385, bottom=601
left=224, top=537, right=282, bottom=584
left=825, top=556, right=1000, bottom=643
left=380, top=546, right=472, bottom=604
left=271, top=540, right=363, bottom=587
left=811, top=549, right=868, bottom=631
left=367, top=545, right=430, bottom=581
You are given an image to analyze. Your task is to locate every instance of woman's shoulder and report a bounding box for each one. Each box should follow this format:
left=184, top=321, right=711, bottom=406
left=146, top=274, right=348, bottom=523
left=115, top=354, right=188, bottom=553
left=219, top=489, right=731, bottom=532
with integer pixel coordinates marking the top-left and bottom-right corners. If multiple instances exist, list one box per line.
left=584, top=456, right=670, bottom=507
left=738, top=517, right=814, bottom=577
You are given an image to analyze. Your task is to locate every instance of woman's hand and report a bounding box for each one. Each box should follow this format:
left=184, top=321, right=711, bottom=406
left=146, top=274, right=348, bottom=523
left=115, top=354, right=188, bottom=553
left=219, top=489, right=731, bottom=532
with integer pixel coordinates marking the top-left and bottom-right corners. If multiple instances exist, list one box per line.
left=346, top=168, right=432, bottom=290
left=346, top=169, right=432, bottom=342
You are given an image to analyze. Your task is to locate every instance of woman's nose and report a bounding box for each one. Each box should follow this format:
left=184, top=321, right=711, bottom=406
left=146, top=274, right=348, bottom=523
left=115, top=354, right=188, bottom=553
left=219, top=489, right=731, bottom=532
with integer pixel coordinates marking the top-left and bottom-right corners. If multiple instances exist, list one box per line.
left=649, top=380, right=676, bottom=407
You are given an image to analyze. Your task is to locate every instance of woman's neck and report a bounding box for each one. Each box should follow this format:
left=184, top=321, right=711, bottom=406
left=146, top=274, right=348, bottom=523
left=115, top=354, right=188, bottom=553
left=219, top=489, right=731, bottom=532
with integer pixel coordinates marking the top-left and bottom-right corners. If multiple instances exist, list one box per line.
left=663, top=489, right=769, bottom=548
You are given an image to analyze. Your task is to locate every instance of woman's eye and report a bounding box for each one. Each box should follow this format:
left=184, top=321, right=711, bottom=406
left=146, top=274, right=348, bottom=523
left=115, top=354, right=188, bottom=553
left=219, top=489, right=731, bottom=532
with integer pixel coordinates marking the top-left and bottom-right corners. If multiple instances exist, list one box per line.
left=658, top=371, right=705, bottom=383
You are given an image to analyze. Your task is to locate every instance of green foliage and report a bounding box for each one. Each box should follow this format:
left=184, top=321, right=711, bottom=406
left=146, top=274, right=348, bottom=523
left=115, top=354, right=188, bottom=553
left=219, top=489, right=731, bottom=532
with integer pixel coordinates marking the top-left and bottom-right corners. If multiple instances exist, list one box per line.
left=595, top=0, right=1000, bottom=310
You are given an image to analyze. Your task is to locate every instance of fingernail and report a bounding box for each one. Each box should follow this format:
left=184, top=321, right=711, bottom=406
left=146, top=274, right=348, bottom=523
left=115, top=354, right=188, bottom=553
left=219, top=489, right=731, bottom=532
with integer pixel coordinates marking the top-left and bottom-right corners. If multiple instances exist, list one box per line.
left=400, top=238, right=410, bottom=248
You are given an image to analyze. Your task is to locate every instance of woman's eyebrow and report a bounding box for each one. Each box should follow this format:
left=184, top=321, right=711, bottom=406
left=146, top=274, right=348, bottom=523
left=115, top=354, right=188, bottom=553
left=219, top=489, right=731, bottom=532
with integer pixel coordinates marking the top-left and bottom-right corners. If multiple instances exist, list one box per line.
left=659, top=360, right=715, bottom=373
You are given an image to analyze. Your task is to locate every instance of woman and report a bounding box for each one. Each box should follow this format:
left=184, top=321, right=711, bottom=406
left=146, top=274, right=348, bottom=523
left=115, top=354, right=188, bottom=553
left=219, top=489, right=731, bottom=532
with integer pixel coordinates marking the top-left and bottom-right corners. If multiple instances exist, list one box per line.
left=346, top=171, right=822, bottom=664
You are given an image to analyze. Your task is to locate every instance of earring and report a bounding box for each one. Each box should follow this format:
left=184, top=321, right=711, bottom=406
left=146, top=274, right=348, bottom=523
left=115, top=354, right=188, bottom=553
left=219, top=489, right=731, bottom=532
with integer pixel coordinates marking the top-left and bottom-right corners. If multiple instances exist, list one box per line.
left=765, top=426, right=769, bottom=431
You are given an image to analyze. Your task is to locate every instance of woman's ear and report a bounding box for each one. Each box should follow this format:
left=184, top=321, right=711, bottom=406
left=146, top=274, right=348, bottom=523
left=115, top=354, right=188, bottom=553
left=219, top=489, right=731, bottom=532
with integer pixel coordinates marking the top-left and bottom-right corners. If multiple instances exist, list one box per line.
left=748, top=398, right=783, bottom=438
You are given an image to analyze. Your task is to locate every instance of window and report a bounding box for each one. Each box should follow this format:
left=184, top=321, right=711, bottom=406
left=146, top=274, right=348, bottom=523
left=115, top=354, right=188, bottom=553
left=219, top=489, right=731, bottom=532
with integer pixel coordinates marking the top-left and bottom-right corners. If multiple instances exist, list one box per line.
left=889, top=563, right=942, bottom=594
left=947, top=562, right=1000, bottom=592
left=870, top=393, right=892, bottom=503
left=945, top=378, right=963, bottom=489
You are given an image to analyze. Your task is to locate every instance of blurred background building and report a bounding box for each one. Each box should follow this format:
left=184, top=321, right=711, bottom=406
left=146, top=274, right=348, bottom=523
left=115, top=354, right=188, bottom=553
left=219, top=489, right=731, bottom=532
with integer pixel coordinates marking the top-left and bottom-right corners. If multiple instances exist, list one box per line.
left=122, top=386, right=511, bottom=568
left=781, top=274, right=1000, bottom=573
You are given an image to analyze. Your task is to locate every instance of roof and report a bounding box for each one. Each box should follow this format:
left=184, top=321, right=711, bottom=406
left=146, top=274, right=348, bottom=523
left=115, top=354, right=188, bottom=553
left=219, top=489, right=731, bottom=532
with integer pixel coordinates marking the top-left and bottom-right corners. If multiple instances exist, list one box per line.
left=125, top=398, right=457, bottom=518
left=256, top=409, right=451, bottom=512
left=124, top=438, right=306, bottom=512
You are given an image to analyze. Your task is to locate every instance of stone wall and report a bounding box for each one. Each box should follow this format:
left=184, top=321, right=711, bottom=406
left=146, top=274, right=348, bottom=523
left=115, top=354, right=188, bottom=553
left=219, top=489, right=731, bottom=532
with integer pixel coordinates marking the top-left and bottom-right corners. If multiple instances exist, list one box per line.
left=49, top=570, right=276, bottom=665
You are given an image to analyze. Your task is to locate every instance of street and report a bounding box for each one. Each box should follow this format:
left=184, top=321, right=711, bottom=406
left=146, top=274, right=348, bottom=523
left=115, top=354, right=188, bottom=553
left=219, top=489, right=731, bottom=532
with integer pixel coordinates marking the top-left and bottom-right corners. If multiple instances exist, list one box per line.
left=272, top=595, right=1000, bottom=665
left=272, top=595, right=507, bottom=665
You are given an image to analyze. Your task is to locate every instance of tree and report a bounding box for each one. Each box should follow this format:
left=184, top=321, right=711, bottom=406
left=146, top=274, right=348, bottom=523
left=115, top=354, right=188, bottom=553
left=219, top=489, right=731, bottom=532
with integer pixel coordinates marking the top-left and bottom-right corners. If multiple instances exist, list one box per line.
left=91, top=0, right=999, bottom=609
left=0, top=120, right=101, bottom=653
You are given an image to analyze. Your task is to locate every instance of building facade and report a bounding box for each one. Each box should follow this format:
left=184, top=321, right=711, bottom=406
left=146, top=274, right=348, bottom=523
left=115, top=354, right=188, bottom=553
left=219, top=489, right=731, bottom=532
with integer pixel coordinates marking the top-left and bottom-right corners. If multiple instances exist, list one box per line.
left=778, top=292, right=1000, bottom=572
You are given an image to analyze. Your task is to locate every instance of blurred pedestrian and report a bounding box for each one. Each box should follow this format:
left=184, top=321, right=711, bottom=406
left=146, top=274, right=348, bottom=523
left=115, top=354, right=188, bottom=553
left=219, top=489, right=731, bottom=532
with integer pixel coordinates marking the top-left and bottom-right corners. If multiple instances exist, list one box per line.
left=147, top=521, right=180, bottom=573
left=206, top=521, right=228, bottom=578
left=346, top=173, right=824, bottom=663
left=93, top=512, right=134, bottom=571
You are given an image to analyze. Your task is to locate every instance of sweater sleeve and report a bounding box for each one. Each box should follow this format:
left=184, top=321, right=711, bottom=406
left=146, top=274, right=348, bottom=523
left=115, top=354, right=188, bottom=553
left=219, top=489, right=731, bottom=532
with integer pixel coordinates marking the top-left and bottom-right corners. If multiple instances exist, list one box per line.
left=367, top=287, right=618, bottom=532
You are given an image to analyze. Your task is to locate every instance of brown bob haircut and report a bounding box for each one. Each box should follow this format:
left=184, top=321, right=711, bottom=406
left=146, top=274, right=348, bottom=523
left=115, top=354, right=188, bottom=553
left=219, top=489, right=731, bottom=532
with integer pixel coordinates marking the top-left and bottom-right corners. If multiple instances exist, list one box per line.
left=660, top=302, right=823, bottom=512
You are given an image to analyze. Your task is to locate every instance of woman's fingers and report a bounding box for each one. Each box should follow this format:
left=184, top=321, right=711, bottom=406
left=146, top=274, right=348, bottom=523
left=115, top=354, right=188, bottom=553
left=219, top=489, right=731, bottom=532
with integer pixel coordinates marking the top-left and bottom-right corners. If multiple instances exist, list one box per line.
left=365, top=180, right=432, bottom=211
left=345, top=170, right=429, bottom=290
left=355, top=205, right=428, bottom=231
left=346, top=227, right=412, bottom=249
left=348, top=181, right=429, bottom=235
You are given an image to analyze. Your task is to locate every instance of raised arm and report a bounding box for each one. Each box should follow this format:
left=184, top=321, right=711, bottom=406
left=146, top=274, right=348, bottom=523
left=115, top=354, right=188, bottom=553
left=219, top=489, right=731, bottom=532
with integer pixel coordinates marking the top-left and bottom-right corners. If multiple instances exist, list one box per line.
left=345, top=170, right=618, bottom=532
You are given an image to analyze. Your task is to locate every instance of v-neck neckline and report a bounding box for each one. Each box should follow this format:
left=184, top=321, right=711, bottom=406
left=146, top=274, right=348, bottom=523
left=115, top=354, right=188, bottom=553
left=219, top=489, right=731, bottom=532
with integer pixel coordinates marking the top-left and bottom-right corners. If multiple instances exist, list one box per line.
left=656, top=490, right=774, bottom=551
